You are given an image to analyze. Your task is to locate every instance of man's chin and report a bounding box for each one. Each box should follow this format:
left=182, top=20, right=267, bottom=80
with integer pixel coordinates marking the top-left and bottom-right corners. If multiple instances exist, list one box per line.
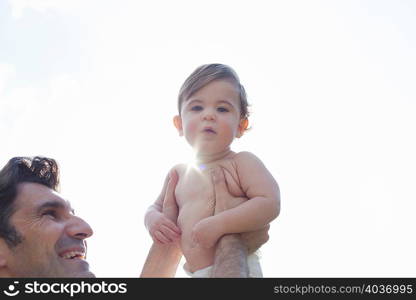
left=58, top=269, right=95, bottom=278
left=74, top=270, right=96, bottom=278
left=58, top=258, right=95, bottom=277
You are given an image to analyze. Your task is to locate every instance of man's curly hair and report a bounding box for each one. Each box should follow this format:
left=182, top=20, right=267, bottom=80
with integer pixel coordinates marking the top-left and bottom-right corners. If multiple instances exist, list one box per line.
left=0, top=156, right=60, bottom=247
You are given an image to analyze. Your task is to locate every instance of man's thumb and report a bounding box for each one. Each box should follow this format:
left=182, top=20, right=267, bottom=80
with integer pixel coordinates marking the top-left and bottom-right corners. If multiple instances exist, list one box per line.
left=212, top=167, right=227, bottom=195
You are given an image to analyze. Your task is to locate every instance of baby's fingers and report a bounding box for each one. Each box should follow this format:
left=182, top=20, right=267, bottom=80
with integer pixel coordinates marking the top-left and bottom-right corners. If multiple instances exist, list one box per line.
left=160, top=224, right=181, bottom=241
left=163, top=219, right=182, bottom=235
left=153, top=230, right=171, bottom=244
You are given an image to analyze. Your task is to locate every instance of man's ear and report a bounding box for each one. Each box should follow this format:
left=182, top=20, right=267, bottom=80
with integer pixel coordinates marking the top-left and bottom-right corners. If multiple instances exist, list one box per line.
left=0, top=240, right=9, bottom=268
left=173, top=115, right=183, bottom=136
left=236, top=118, right=249, bottom=138
left=0, top=257, right=6, bottom=268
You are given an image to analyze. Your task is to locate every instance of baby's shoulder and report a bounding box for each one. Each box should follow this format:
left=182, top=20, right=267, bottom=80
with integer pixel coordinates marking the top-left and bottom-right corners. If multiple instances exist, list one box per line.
left=232, top=151, right=263, bottom=166
left=171, top=163, right=187, bottom=175
left=231, top=151, right=269, bottom=178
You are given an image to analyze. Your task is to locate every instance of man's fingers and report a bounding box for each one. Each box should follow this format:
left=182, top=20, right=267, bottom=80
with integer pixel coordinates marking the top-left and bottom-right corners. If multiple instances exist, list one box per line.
left=164, top=171, right=177, bottom=203
left=211, top=166, right=229, bottom=207
left=212, top=166, right=235, bottom=214
left=211, top=167, right=227, bottom=193
left=241, top=225, right=270, bottom=253
left=162, top=169, right=179, bottom=221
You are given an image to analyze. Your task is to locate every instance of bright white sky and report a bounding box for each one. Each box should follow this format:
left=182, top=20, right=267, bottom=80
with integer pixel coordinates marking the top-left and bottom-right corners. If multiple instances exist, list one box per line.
left=1, top=0, right=415, bottom=277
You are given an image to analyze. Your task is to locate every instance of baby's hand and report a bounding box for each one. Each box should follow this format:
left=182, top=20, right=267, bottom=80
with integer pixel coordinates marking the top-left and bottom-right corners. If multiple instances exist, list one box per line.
left=191, top=216, right=222, bottom=249
left=147, top=211, right=181, bottom=244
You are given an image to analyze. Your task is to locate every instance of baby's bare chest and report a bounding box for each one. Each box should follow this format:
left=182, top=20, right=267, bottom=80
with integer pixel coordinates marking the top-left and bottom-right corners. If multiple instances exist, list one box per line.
left=175, top=162, right=245, bottom=208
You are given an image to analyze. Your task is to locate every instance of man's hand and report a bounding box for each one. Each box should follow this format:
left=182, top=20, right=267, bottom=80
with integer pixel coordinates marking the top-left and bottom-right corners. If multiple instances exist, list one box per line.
left=161, top=169, right=180, bottom=222
left=211, top=167, right=247, bottom=214
left=211, top=167, right=270, bottom=253
left=140, top=169, right=182, bottom=277
left=158, top=169, right=181, bottom=244
left=146, top=170, right=181, bottom=244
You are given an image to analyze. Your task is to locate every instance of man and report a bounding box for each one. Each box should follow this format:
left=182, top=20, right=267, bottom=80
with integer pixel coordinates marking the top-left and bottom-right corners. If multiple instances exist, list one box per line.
left=0, top=156, right=269, bottom=277
left=0, top=156, right=94, bottom=277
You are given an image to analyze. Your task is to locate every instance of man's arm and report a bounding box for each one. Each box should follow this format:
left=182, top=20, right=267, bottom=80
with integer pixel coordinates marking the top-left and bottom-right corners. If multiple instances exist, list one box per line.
left=140, top=243, right=182, bottom=277
left=209, top=167, right=249, bottom=277
left=192, top=152, right=279, bottom=249
left=211, top=234, right=248, bottom=277
left=140, top=170, right=183, bottom=277
left=209, top=166, right=273, bottom=277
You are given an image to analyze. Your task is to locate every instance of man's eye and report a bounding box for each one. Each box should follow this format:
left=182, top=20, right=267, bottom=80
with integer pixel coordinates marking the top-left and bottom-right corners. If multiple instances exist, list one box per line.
left=191, top=105, right=203, bottom=111
left=42, top=210, right=57, bottom=218
left=217, top=107, right=229, bottom=112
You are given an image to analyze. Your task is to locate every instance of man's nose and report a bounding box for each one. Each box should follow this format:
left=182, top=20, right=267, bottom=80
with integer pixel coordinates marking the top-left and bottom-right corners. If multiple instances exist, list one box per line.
left=66, top=215, right=94, bottom=240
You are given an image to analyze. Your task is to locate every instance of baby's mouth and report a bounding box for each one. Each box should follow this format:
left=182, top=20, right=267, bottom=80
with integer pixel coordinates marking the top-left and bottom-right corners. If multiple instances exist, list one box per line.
left=203, top=127, right=216, bottom=134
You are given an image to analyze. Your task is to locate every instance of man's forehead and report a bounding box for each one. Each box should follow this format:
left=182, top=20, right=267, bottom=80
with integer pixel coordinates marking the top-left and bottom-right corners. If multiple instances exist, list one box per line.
left=16, top=182, right=73, bottom=211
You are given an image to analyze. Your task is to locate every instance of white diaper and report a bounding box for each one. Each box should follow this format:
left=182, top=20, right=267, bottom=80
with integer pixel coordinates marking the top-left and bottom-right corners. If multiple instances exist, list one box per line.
left=184, top=253, right=262, bottom=278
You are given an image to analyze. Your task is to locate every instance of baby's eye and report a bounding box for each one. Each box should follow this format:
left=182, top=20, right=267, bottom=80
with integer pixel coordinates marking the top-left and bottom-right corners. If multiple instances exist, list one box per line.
left=217, top=107, right=229, bottom=112
left=191, top=105, right=203, bottom=111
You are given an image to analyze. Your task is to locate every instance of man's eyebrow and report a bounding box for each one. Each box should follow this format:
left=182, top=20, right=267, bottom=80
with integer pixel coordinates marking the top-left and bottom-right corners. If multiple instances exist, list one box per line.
left=36, top=200, right=75, bottom=214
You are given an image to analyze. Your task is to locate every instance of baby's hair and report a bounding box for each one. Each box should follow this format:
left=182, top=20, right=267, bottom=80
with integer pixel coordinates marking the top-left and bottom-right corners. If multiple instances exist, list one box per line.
left=178, top=64, right=249, bottom=119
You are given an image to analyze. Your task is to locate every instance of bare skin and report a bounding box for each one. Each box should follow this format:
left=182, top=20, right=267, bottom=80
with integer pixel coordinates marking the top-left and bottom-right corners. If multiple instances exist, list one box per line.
left=0, top=183, right=94, bottom=278
left=141, top=166, right=271, bottom=277
left=143, top=79, right=279, bottom=277
left=140, top=171, right=182, bottom=277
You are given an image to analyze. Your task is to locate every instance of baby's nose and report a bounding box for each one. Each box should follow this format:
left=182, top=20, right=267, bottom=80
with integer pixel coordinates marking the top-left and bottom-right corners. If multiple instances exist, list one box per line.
left=202, top=109, right=216, bottom=121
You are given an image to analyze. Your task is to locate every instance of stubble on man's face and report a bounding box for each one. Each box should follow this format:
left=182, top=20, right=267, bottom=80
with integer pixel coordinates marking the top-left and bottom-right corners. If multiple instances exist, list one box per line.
left=6, top=183, right=95, bottom=278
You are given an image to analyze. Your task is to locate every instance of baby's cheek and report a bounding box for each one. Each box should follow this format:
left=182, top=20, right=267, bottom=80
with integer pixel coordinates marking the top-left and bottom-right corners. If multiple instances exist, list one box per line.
left=222, top=124, right=238, bottom=140
left=184, top=120, right=199, bottom=136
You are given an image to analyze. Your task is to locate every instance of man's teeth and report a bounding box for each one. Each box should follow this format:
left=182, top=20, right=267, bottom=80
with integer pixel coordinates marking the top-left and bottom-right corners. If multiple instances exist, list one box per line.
left=62, top=251, right=85, bottom=259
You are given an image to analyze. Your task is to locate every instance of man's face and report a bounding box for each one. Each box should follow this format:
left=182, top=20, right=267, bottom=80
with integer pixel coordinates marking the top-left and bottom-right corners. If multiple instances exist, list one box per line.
left=1, top=182, right=94, bottom=277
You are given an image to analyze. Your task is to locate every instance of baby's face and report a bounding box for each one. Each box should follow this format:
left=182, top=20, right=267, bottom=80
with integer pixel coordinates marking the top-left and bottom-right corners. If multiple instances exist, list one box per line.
left=175, top=80, right=245, bottom=155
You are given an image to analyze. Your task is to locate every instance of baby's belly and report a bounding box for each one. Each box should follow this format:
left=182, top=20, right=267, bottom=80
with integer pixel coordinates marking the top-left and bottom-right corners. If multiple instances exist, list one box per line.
left=181, top=240, right=216, bottom=273
left=177, top=202, right=216, bottom=272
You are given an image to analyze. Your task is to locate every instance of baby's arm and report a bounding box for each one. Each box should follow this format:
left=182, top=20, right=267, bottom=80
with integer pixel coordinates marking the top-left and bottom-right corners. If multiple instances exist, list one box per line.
left=145, top=168, right=181, bottom=244
left=192, top=152, right=280, bottom=248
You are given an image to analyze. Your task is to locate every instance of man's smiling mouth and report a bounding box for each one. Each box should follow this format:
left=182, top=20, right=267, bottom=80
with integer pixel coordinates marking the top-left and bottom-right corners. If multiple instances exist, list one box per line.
left=59, top=249, right=86, bottom=260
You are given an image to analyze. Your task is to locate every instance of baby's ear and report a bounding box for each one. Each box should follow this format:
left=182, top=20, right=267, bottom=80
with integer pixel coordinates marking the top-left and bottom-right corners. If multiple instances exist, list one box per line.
left=173, top=115, right=184, bottom=136
left=236, top=118, right=249, bottom=138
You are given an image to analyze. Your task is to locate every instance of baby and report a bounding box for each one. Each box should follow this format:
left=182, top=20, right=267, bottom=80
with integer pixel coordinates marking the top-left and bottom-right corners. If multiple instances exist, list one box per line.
left=145, top=64, right=280, bottom=277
